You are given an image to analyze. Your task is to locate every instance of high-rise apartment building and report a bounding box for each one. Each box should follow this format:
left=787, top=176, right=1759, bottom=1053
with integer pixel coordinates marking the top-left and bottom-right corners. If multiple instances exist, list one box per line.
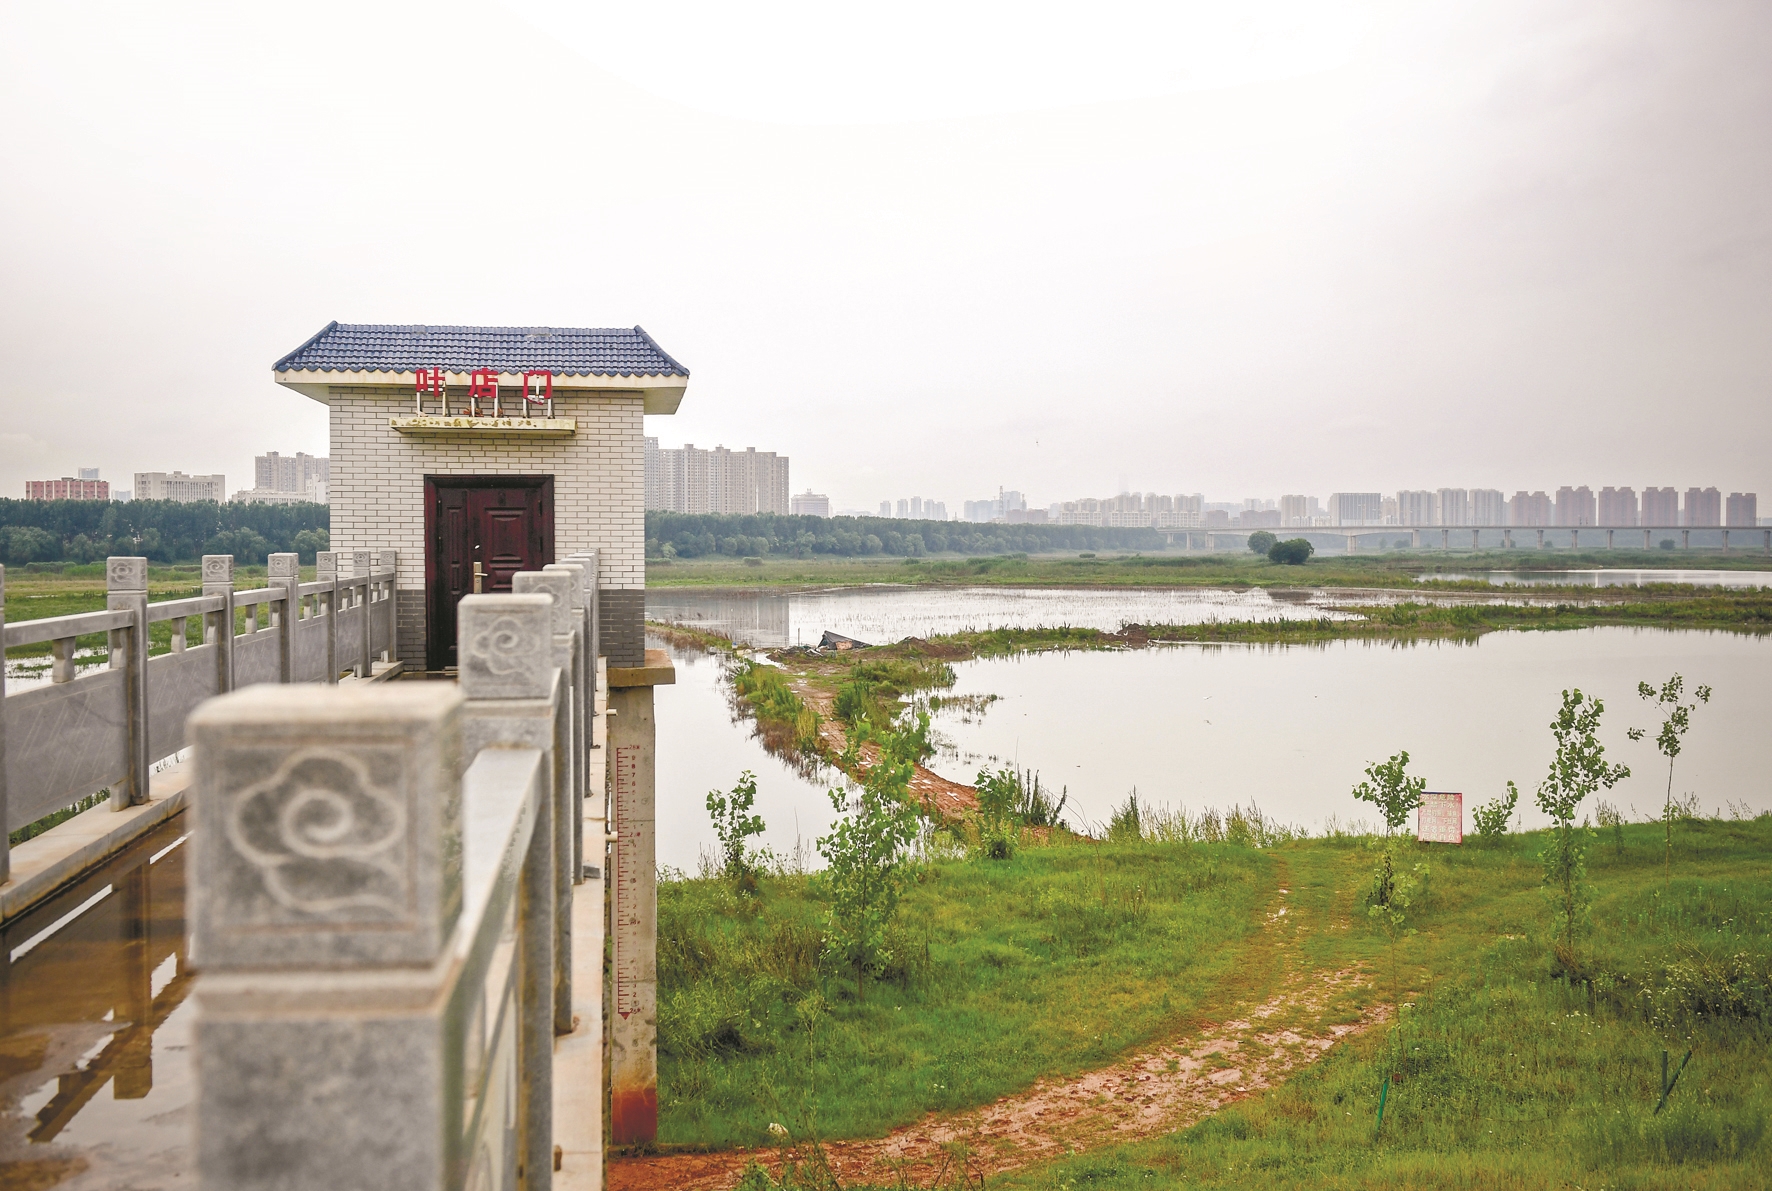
left=1510, top=491, right=1552, bottom=526
left=1597, top=487, right=1638, bottom=526
left=878, top=500, right=892, bottom=517
left=1555, top=486, right=1596, bottom=526
left=644, top=438, right=790, bottom=514
left=1726, top=493, right=1758, bottom=526
left=1329, top=492, right=1384, bottom=525
left=1469, top=489, right=1506, bottom=524
left=1279, top=494, right=1312, bottom=526
left=1435, top=489, right=1468, bottom=526
left=25, top=475, right=110, bottom=500
left=235, top=450, right=331, bottom=504
left=134, top=471, right=225, bottom=503
left=1396, top=490, right=1436, bottom=526
left=1641, top=487, right=1679, bottom=525
left=1683, top=487, right=1721, bottom=527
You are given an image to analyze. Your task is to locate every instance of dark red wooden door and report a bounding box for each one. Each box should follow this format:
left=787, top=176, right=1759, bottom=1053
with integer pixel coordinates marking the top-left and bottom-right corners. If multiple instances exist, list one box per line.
left=424, top=476, right=554, bottom=670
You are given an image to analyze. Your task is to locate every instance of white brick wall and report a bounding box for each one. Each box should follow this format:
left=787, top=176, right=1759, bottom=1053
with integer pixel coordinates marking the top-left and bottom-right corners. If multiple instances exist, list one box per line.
left=327, top=386, right=646, bottom=593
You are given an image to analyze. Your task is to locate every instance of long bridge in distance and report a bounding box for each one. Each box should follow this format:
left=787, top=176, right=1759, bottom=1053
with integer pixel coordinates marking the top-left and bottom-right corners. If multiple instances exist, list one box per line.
left=1159, top=524, right=1772, bottom=554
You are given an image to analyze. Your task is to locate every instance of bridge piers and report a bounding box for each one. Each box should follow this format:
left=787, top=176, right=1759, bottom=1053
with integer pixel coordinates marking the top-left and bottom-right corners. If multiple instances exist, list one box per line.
left=1683, top=529, right=1690, bottom=549
left=1504, top=529, right=1513, bottom=548
left=1410, top=529, right=1420, bottom=549
left=1607, top=529, right=1614, bottom=549
left=1536, top=529, right=1545, bottom=549
left=1346, top=533, right=1356, bottom=554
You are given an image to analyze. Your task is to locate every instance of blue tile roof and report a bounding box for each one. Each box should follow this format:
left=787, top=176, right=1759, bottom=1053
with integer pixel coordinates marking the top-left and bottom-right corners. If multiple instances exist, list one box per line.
left=273, top=322, right=689, bottom=377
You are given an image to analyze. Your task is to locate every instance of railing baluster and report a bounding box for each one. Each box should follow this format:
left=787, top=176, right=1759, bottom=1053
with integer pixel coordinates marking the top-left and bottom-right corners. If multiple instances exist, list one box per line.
left=106, top=557, right=150, bottom=808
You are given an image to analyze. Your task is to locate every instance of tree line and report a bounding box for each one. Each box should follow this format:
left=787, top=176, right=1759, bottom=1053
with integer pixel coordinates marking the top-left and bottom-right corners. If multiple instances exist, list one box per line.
left=0, top=499, right=331, bottom=566
left=646, top=510, right=1175, bottom=559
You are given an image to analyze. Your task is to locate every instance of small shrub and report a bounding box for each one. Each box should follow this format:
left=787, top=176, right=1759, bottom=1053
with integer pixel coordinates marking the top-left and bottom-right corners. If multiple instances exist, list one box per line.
left=1471, top=781, right=1519, bottom=845
left=707, top=771, right=767, bottom=886
left=1107, top=791, right=1143, bottom=842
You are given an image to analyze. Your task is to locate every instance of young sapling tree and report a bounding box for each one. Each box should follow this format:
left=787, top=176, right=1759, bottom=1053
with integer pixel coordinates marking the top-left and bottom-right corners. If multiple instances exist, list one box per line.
left=1352, top=751, right=1426, bottom=835
left=707, top=770, right=767, bottom=890
left=818, top=723, right=923, bottom=1000
left=1536, top=689, right=1629, bottom=966
left=1627, top=674, right=1711, bottom=889
left=1471, top=781, right=1519, bottom=845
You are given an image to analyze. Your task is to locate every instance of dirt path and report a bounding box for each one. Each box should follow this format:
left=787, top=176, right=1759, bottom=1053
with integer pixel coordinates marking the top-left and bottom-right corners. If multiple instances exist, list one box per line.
left=785, top=671, right=978, bottom=818
left=612, top=872, right=1382, bottom=1190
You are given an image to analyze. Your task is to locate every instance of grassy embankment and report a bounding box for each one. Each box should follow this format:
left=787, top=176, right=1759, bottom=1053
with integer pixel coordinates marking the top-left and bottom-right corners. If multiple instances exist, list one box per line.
left=647, top=548, right=1772, bottom=590
left=990, top=817, right=1772, bottom=1190
left=666, top=815, right=1772, bottom=1188
left=660, top=840, right=1276, bottom=1148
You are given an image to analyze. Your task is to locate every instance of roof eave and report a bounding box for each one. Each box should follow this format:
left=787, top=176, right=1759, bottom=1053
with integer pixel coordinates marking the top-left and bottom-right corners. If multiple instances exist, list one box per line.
left=274, top=370, right=689, bottom=414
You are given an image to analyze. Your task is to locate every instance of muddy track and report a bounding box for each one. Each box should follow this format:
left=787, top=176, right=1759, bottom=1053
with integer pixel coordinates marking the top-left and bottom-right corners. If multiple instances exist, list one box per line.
left=612, top=865, right=1381, bottom=1190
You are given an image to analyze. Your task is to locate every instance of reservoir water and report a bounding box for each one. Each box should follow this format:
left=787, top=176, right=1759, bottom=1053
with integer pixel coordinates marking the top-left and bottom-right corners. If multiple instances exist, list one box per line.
left=649, top=588, right=1772, bottom=869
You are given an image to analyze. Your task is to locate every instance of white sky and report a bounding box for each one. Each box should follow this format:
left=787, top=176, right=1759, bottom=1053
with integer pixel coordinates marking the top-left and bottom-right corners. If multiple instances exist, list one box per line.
left=1, top=1, right=1767, bottom=511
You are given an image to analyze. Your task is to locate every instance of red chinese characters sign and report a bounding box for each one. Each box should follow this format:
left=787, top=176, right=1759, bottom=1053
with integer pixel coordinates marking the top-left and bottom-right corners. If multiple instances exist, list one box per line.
left=1417, top=792, right=1463, bottom=844
left=410, top=369, right=554, bottom=417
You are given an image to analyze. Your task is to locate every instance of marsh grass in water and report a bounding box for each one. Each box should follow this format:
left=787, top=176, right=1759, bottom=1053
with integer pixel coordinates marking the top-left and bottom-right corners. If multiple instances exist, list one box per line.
left=656, top=841, right=1268, bottom=1148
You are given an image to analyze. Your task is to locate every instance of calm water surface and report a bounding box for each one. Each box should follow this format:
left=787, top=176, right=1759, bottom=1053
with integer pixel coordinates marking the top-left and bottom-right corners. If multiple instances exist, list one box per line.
left=649, top=589, right=1772, bottom=863
left=1422, top=569, right=1772, bottom=588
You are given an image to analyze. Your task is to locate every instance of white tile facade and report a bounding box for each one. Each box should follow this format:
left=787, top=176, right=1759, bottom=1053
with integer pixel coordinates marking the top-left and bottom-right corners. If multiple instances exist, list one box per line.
left=325, top=385, right=646, bottom=663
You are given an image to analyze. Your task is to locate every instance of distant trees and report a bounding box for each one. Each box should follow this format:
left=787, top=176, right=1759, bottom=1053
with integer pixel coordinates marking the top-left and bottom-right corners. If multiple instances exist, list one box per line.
left=1268, top=538, right=1314, bottom=565
left=0, top=499, right=328, bottom=565
left=645, top=511, right=1176, bottom=560
left=1247, top=531, right=1277, bottom=555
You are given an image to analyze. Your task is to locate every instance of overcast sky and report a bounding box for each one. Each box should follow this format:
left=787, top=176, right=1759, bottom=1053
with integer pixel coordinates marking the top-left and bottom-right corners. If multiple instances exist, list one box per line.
left=2, top=1, right=1767, bottom=512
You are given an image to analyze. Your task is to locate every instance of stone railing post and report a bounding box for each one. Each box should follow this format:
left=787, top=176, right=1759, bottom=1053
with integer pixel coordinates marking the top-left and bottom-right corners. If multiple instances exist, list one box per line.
left=267, top=552, right=300, bottom=682
left=375, top=549, right=399, bottom=663
left=316, top=551, right=339, bottom=684
left=513, top=569, right=577, bottom=1036
left=544, top=561, right=588, bottom=883
left=188, top=682, right=467, bottom=1191
left=0, top=564, right=9, bottom=883
left=106, top=557, right=150, bottom=807
left=456, top=592, right=562, bottom=1184
left=351, top=549, right=374, bottom=676
left=201, top=555, right=236, bottom=694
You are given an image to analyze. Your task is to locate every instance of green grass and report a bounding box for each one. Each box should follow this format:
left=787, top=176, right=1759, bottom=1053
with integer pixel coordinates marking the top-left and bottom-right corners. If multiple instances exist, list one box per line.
left=988, top=818, right=1772, bottom=1191
left=658, top=842, right=1273, bottom=1148
left=646, top=548, right=1772, bottom=591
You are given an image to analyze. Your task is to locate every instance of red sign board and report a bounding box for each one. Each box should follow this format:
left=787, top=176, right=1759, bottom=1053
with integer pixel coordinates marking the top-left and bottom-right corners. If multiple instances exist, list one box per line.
left=1417, top=792, right=1463, bottom=844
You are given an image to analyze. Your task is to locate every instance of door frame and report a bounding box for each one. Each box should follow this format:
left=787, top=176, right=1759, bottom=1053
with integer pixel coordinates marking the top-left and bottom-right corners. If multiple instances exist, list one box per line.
left=422, top=474, right=556, bottom=671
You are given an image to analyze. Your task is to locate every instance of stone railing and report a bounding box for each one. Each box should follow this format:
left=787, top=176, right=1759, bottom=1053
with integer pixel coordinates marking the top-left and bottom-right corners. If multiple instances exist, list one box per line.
left=0, top=550, right=398, bottom=883
left=188, top=586, right=584, bottom=1190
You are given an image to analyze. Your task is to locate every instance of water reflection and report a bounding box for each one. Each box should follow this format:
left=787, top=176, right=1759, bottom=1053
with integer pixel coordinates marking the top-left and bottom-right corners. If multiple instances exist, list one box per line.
left=0, top=813, right=193, bottom=1189
left=1422, top=569, right=1772, bottom=588
left=646, top=585, right=1354, bottom=649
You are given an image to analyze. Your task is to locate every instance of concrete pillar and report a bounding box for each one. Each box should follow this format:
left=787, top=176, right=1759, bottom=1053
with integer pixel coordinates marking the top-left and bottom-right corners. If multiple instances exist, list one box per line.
left=1471, top=529, right=1479, bottom=551
left=106, top=557, right=150, bottom=807
left=1644, top=529, right=1652, bottom=549
left=315, top=551, right=340, bottom=683
left=1606, top=529, right=1614, bottom=550
left=1722, top=529, right=1730, bottom=550
left=1440, top=529, right=1448, bottom=550
left=606, top=649, right=674, bottom=1148
left=1682, top=529, right=1690, bottom=549
left=1504, top=528, right=1513, bottom=549
left=1346, top=533, right=1355, bottom=554
left=1535, top=529, right=1545, bottom=549
left=1764, top=529, right=1770, bottom=556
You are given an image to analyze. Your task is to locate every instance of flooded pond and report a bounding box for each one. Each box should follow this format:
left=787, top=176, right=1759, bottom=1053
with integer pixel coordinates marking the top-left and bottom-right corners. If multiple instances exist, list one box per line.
left=649, top=589, right=1772, bottom=865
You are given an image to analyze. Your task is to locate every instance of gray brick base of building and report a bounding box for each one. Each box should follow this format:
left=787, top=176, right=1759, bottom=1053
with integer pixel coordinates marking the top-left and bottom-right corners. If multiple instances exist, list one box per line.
left=597, top=589, right=645, bottom=667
